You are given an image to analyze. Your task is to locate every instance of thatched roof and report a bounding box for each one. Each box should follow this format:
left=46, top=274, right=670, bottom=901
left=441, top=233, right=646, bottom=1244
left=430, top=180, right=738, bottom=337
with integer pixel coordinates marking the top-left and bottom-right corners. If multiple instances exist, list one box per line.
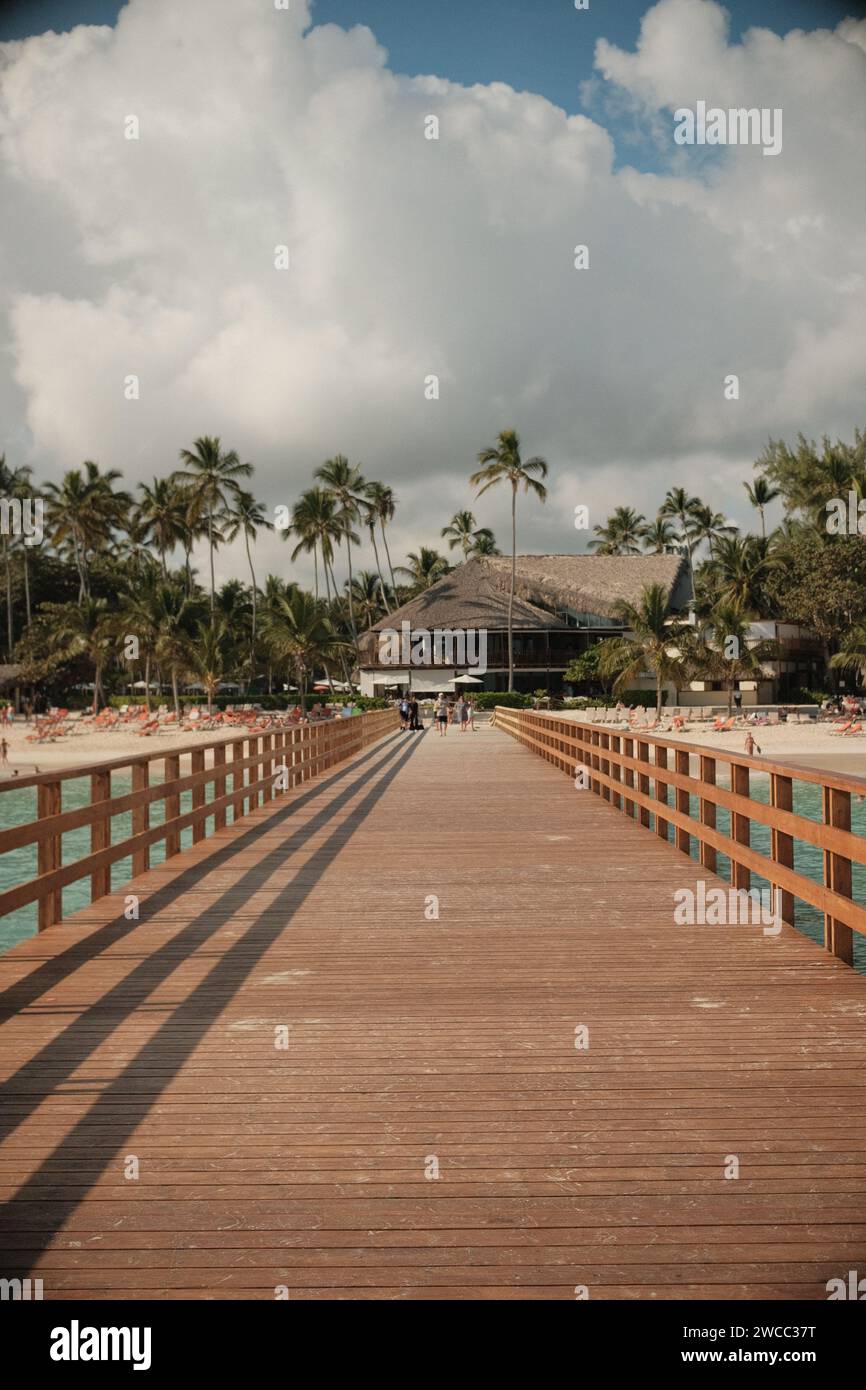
left=484, top=553, right=691, bottom=620
left=364, top=560, right=555, bottom=642
left=0, top=664, right=22, bottom=689
left=358, top=553, right=690, bottom=656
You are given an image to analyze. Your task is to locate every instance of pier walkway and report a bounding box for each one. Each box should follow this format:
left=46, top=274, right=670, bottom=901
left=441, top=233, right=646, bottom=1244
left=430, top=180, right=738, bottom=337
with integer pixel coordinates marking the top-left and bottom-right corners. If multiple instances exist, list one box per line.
left=1, top=720, right=865, bottom=1299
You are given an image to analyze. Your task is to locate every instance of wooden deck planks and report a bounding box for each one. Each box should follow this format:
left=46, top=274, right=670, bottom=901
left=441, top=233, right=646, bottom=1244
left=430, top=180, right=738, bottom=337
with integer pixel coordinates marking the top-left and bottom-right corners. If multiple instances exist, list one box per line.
left=1, top=723, right=865, bottom=1299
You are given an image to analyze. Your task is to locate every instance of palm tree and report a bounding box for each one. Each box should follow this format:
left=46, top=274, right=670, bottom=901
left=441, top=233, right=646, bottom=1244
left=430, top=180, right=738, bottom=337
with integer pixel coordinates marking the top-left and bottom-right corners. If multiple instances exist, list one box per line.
left=589, top=506, right=646, bottom=555
left=467, top=528, right=500, bottom=557
left=136, top=477, right=191, bottom=576
left=683, top=604, right=779, bottom=715
left=659, top=486, right=702, bottom=598
left=286, top=488, right=339, bottom=603
left=261, top=590, right=350, bottom=714
left=44, top=461, right=131, bottom=602
left=470, top=429, right=548, bottom=691
left=223, top=490, right=272, bottom=656
left=704, top=534, right=778, bottom=612
left=315, top=456, right=365, bottom=639
left=46, top=597, right=113, bottom=712
left=441, top=510, right=482, bottom=559
left=830, top=624, right=866, bottom=686
left=365, top=482, right=398, bottom=595
left=597, top=584, right=689, bottom=717
left=118, top=582, right=161, bottom=711
left=361, top=494, right=391, bottom=613
left=685, top=503, right=738, bottom=560
left=184, top=620, right=228, bottom=717
left=396, top=547, right=450, bottom=595
left=11, top=465, right=38, bottom=632
left=641, top=516, right=678, bottom=554
left=152, top=581, right=200, bottom=717
left=175, top=437, right=252, bottom=623
left=744, top=478, right=780, bottom=539
left=348, top=570, right=390, bottom=631
left=0, top=456, right=33, bottom=657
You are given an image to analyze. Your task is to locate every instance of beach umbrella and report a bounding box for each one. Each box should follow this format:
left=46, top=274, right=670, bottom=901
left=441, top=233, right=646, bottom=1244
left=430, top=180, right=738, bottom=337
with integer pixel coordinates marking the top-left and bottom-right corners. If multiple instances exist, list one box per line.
left=452, top=674, right=484, bottom=685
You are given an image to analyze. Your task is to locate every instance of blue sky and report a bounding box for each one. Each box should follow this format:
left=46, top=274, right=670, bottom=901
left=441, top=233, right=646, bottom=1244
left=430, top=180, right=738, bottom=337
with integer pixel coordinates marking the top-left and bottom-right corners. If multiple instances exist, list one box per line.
left=1, top=0, right=861, bottom=118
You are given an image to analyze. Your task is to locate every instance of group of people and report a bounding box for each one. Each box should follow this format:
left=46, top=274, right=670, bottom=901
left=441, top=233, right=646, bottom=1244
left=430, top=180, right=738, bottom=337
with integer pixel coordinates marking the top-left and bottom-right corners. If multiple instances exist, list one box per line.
left=396, top=693, right=477, bottom=735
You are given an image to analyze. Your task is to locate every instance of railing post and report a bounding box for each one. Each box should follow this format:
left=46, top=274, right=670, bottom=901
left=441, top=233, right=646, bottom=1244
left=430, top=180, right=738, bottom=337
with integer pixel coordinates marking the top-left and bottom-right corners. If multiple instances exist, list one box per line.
left=132, top=760, right=149, bottom=875
left=90, top=769, right=112, bottom=901
left=675, top=749, right=691, bottom=854
left=655, top=745, right=669, bottom=842
left=164, top=754, right=181, bottom=858
left=590, top=729, right=600, bottom=793
left=37, top=780, right=62, bottom=930
left=637, top=741, right=651, bottom=827
left=213, top=744, right=227, bottom=830
left=232, top=739, right=246, bottom=820
left=610, top=734, right=622, bottom=810
left=600, top=732, right=611, bottom=802
left=731, top=762, right=750, bottom=892
left=823, top=786, right=853, bottom=965
left=770, top=772, right=794, bottom=926
left=699, top=755, right=717, bottom=874
left=191, top=749, right=206, bottom=843
left=623, top=736, right=635, bottom=817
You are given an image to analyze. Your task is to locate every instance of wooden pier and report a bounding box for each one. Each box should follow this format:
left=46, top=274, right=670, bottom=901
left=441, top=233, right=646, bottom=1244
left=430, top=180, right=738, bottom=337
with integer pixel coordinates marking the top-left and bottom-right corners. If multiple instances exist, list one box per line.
left=0, top=713, right=865, bottom=1299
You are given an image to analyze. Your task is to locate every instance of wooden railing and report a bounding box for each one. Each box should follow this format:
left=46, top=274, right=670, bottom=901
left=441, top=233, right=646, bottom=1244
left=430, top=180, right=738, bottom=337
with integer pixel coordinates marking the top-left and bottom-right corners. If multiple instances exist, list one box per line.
left=494, top=707, right=866, bottom=966
left=0, top=709, right=398, bottom=931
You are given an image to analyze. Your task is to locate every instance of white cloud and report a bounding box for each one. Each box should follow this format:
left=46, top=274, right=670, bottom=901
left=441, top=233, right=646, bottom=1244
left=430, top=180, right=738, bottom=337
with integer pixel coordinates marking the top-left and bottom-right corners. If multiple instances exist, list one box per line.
left=0, top=0, right=864, bottom=587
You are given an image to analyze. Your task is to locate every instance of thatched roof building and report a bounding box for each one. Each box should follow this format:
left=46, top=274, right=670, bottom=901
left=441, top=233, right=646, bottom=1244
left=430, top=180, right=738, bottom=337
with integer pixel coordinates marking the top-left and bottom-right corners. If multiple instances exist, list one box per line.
left=357, top=554, right=690, bottom=694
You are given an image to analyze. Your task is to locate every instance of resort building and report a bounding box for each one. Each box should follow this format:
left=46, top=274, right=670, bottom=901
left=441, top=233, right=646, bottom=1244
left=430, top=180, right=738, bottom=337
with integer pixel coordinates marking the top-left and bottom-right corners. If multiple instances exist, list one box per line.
left=356, top=553, right=692, bottom=696
left=356, top=555, right=823, bottom=704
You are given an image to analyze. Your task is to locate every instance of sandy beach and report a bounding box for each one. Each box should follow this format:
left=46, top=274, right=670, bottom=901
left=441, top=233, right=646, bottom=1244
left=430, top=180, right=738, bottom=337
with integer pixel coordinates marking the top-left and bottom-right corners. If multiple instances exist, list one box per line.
left=2, top=712, right=866, bottom=781
left=0, top=720, right=249, bottom=779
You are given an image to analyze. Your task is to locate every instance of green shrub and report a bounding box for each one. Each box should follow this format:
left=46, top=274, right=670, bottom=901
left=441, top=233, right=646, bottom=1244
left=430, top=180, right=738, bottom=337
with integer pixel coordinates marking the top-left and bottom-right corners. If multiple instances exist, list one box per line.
left=474, top=691, right=533, bottom=710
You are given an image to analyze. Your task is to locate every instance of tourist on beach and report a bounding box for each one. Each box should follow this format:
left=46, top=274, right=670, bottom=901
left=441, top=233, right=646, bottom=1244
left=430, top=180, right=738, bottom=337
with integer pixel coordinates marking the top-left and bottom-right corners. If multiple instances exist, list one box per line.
left=744, top=732, right=761, bottom=757
left=467, top=698, right=477, bottom=730
left=408, top=695, right=420, bottom=731
left=458, top=698, right=469, bottom=732
left=0, top=738, right=8, bottom=766
left=399, top=696, right=409, bottom=731
left=435, top=694, right=449, bottom=736
left=733, top=690, right=742, bottom=712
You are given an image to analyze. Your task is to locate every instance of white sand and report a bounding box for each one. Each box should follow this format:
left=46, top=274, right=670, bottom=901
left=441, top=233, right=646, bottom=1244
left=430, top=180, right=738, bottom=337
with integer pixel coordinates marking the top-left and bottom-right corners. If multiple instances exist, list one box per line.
left=0, top=720, right=244, bottom=778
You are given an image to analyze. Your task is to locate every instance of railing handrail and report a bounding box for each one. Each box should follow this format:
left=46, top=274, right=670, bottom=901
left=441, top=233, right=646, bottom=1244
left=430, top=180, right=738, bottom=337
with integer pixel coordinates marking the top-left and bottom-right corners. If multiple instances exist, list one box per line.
left=493, top=706, right=865, bottom=967
left=501, top=710, right=866, bottom=797
left=0, top=709, right=398, bottom=932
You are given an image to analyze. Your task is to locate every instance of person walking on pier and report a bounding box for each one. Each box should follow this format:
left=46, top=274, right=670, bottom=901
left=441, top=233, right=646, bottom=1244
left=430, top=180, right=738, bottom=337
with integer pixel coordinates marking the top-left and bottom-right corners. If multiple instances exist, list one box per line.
left=408, top=695, right=420, bottom=731
left=435, top=693, right=449, bottom=736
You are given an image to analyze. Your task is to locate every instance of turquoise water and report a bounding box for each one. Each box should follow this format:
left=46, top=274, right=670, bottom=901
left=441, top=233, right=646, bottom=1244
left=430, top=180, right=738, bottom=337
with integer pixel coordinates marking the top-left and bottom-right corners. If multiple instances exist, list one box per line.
left=647, top=773, right=866, bottom=975
left=0, top=773, right=223, bottom=955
